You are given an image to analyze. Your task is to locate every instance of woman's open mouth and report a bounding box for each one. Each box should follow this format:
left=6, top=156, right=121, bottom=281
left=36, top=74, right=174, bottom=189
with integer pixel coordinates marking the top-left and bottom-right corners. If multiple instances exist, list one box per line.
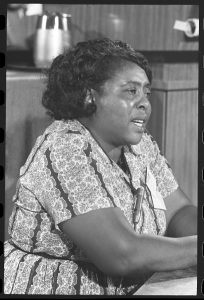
left=131, top=119, right=146, bottom=130
left=132, top=119, right=144, bottom=127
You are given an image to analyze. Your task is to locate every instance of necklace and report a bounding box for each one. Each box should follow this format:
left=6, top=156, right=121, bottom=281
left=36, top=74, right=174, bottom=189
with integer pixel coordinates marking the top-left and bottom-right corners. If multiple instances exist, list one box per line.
left=117, top=149, right=147, bottom=230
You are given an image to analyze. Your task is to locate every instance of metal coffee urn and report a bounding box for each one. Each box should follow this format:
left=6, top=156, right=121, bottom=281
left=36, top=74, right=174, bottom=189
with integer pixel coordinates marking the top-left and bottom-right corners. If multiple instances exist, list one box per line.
left=33, top=12, right=72, bottom=68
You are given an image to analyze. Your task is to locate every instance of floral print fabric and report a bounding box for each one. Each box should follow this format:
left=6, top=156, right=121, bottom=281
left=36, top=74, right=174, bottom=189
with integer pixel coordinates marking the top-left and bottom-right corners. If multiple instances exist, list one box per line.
left=4, top=119, right=178, bottom=295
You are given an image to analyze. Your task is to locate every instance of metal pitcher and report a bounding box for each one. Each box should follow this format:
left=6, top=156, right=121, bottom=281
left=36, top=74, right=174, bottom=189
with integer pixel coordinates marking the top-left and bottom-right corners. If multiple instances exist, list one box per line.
left=33, top=12, right=72, bottom=68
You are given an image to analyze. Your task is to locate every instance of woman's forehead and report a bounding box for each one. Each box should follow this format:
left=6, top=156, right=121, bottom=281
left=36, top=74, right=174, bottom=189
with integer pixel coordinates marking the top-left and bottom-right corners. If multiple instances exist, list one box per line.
left=108, top=62, right=150, bottom=85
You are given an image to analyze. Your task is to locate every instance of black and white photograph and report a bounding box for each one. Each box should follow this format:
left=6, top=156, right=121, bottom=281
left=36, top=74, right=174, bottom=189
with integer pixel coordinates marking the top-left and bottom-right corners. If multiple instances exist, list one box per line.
left=3, top=2, right=200, bottom=296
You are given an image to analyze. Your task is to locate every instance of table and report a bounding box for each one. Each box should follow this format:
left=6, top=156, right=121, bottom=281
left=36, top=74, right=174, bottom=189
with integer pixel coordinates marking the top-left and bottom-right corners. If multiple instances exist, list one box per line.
left=134, top=266, right=197, bottom=296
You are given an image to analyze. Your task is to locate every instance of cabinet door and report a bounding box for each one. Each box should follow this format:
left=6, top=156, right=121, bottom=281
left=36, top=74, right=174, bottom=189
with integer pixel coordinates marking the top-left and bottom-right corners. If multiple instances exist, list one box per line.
left=165, top=89, right=198, bottom=204
left=147, top=89, right=167, bottom=154
left=148, top=82, right=198, bottom=205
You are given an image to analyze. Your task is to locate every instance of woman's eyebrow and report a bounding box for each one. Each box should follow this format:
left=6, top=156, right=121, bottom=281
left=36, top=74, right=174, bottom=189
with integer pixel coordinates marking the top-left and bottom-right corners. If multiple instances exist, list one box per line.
left=120, top=81, right=151, bottom=87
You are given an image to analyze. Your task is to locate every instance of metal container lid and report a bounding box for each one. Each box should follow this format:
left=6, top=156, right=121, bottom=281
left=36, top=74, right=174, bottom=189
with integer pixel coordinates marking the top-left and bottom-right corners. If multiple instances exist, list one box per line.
left=36, top=12, right=72, bottom=30
left=36, top=12, right=49, bottom=30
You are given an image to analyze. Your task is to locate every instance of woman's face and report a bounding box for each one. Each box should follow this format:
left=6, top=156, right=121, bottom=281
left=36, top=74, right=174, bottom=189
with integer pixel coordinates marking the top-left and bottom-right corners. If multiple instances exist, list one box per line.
left=91, top=61, right=152, bottom=149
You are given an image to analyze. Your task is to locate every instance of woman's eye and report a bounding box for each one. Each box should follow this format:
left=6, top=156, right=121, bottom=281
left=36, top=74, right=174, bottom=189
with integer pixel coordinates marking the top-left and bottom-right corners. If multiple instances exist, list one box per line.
left=127, top=89, right=138, bottom=95
left=126, top=87, right=151, bottom=98
left=145, top=90, right=152, bottom=99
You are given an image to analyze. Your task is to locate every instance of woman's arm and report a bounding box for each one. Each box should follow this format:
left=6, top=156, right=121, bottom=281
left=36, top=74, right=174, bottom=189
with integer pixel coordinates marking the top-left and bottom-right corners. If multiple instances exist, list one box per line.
left=164, top=187, right=197, bottom=237
left=59, top=207, right=197, bottom=278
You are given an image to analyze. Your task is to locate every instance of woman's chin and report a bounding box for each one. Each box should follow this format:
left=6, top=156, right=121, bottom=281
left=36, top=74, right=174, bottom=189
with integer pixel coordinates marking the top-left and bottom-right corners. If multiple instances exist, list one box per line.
left=126, top=132, right=143, bottom=145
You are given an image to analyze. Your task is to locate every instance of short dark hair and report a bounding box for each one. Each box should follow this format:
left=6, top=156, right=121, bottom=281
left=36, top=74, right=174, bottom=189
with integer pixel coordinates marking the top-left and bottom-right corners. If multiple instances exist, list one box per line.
left=42, top=38, right=152, bottom=120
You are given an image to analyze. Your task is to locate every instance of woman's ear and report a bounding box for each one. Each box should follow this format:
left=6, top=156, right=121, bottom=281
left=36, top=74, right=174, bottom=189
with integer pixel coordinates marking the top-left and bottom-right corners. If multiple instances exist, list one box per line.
left=83, top=89, right=97, bottom=115
left=84, top=89, right=96, bottom=106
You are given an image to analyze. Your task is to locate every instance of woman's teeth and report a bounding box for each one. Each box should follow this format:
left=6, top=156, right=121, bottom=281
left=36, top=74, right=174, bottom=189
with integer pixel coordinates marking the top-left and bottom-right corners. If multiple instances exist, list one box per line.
left=132, top=120, right=144, bottom=127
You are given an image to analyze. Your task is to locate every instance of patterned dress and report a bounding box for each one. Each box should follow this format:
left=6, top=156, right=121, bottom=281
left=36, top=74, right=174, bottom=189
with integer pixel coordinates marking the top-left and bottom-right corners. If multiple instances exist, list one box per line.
left=4, top=119, right=178, bottom=295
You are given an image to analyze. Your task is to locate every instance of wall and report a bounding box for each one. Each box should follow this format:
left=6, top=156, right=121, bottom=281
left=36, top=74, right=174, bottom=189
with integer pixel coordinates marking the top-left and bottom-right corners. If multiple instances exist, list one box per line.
left=7, top=4, right=198, bottom=51
left=45, top=4, right=198, bottom=51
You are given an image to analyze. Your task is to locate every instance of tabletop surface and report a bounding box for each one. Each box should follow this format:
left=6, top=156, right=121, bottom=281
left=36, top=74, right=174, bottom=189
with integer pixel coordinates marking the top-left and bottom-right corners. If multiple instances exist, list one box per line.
left=134, top=266, right=197, bottom=296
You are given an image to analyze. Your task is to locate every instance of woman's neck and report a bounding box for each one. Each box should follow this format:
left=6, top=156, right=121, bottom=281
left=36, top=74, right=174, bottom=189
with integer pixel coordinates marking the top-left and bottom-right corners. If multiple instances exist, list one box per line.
left=78, top=118, right=122, bottom=163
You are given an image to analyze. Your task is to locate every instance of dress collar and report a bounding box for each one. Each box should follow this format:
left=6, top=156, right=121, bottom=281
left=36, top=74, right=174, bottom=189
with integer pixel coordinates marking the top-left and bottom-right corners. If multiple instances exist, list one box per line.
left=123, top=141, right=143, bottom=156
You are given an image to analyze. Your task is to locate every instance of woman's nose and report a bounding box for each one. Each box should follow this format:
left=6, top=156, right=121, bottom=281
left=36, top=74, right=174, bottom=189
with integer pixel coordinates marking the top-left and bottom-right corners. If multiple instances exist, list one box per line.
left=136, top=95, right=151, bottom=111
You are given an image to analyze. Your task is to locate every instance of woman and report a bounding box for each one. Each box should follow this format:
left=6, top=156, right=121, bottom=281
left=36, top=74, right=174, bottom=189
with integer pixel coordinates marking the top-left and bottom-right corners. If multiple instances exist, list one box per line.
left=4, top=38, right=197, bottom=295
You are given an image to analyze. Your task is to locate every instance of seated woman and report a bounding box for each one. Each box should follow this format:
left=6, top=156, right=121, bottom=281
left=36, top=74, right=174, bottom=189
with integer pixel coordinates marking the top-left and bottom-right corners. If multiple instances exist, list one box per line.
left=4, top=38, right=197, bottom=295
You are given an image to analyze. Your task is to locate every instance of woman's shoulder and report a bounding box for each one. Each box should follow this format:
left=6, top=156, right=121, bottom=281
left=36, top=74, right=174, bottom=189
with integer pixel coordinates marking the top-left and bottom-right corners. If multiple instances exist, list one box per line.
left=44, top=119, right=84, bottom=135
left=44, top=119, right=89, bottom=150
left=19, top=120, right=88, bottom=176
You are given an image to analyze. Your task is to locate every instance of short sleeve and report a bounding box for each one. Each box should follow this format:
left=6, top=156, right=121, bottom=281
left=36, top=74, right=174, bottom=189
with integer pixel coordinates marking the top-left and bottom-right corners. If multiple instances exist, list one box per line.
left=145, top=135, right=179, bottom=198
left=41, top=132, right=113, bottom=226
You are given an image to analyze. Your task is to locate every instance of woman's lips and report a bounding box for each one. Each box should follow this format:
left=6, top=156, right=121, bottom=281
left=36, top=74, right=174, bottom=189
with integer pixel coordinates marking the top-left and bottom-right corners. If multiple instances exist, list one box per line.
left=132, top=119, right=144, bottom=127
left=131, top=119, right=146, bottom=131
